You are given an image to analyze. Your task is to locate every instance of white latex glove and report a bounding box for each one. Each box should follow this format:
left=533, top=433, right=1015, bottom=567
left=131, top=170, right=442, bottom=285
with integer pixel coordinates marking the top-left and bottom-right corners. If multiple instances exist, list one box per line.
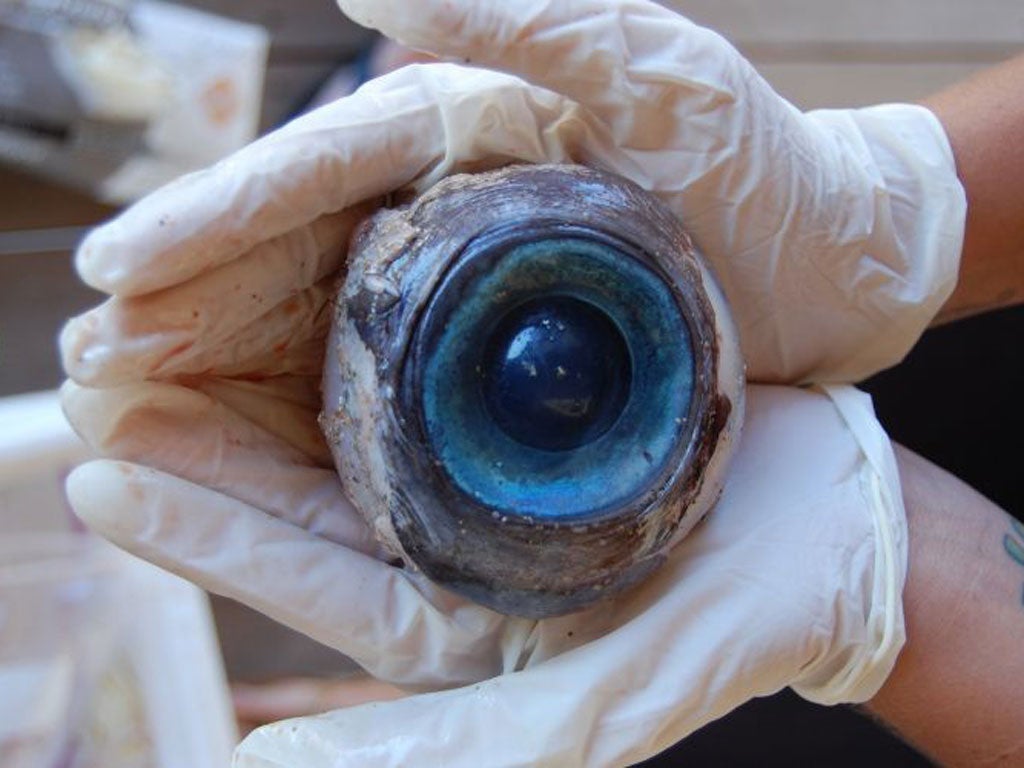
left=63, top=384, right=905, bottom=767
left=64, top=55, right=963, bottom=386
left=334, top=0, right=966, bottom=383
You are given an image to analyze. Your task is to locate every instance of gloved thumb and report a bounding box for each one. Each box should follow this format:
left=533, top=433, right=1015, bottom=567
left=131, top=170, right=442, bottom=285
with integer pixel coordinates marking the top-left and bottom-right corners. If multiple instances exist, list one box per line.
left=233, top=656, right=701, bottom=768
left=231, top=553, right=807, bottom=768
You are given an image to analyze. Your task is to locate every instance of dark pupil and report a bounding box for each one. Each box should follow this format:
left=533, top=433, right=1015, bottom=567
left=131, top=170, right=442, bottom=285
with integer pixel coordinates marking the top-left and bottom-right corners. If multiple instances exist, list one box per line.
left=479, top=295, right=632, bottom=451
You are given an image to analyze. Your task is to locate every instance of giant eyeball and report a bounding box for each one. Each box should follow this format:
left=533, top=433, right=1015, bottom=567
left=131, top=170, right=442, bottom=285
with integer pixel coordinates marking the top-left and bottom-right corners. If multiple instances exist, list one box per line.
left=321, top=165, right=744, bottom=618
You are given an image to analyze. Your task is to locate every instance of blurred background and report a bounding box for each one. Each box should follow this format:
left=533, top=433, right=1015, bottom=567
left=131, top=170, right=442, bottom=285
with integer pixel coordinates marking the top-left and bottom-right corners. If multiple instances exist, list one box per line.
left=1, top=1, right=1021, bottom=766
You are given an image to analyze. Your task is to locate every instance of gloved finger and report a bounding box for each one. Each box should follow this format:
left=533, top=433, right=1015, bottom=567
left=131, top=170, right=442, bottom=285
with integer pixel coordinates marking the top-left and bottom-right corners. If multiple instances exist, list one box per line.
left=65, top=276, right=334, bottom=386
left=76, top=64, right=612, bottom=298
left=61, top=381, right=379, bottom=554
left=172, top=284, right=332, bottom=380
left=67, top=460, right=529, bottom=687
left=337, top=0, right=744, bottom=155
left=235, top=389, right=903, bottom=768
left=233, top=577, right=795, bottom=768
left=62, top=210, right=357, bottom=386
left=191, top=376, right=331, bottom=466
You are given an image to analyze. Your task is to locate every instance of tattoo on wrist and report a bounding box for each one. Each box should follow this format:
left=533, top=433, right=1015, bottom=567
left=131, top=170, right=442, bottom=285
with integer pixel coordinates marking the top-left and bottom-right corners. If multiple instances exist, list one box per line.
left=1004, top=519, right=1024, bottom=606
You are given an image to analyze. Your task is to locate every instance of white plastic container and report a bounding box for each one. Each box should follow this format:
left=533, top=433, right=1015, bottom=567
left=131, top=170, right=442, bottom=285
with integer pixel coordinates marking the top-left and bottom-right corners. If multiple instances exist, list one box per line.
left=0, top=390, right=238, bottom=768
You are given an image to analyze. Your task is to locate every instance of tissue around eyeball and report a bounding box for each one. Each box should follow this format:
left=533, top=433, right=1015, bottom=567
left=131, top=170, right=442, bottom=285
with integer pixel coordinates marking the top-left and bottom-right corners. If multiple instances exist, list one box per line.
left=320, top=164, right=745, bottom=617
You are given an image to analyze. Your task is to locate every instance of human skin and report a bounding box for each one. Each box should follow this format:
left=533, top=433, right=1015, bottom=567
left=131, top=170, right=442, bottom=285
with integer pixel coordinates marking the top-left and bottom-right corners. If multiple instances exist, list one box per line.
left=866, top=447, right=1024, bottom=766
left=864, top=54, right=1024, bottom=765
left=927, top=53, right=1024, bottom=323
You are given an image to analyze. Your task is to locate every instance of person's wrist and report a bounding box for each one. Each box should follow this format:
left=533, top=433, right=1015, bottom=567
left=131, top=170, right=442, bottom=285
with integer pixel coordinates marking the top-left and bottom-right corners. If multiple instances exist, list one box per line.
left=866, top=445, right=1024, bottom=765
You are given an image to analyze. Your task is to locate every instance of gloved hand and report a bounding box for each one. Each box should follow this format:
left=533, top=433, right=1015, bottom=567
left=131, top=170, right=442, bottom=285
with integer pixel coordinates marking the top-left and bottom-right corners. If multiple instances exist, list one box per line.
left=63, top=382, right=905, bottom=767
left=56, top=1, right=933, bottom=763
left=337, top=0, right=965, bottom=383
left=63, top=7, right=965, bottom=388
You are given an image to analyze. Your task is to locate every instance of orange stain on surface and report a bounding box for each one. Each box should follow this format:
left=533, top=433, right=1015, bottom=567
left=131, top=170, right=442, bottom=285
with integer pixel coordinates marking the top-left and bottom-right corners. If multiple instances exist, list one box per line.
left=202, top=77, right=239, bottom=126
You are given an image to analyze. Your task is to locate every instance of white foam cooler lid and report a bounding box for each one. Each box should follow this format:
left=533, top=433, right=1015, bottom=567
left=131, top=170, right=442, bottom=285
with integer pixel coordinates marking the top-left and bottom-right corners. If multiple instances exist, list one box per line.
left=0, top=389, right=239, bottom=767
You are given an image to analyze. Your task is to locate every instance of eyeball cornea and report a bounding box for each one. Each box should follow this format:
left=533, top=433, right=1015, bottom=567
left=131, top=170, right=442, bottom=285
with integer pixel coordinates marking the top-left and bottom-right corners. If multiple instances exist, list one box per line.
left=321, top=165, right=744, bottom=618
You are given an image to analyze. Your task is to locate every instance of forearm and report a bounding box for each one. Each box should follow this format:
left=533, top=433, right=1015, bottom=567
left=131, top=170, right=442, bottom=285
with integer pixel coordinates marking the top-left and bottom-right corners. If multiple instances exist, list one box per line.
left=866, top=445, right=1024, bottom=765
left=922, top=53, right=1024, bottom=323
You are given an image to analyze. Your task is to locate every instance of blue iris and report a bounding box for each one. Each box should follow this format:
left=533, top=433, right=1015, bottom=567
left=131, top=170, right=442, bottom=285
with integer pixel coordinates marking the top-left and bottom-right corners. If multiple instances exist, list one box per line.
left=414, top=229, right=695, bottom=522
